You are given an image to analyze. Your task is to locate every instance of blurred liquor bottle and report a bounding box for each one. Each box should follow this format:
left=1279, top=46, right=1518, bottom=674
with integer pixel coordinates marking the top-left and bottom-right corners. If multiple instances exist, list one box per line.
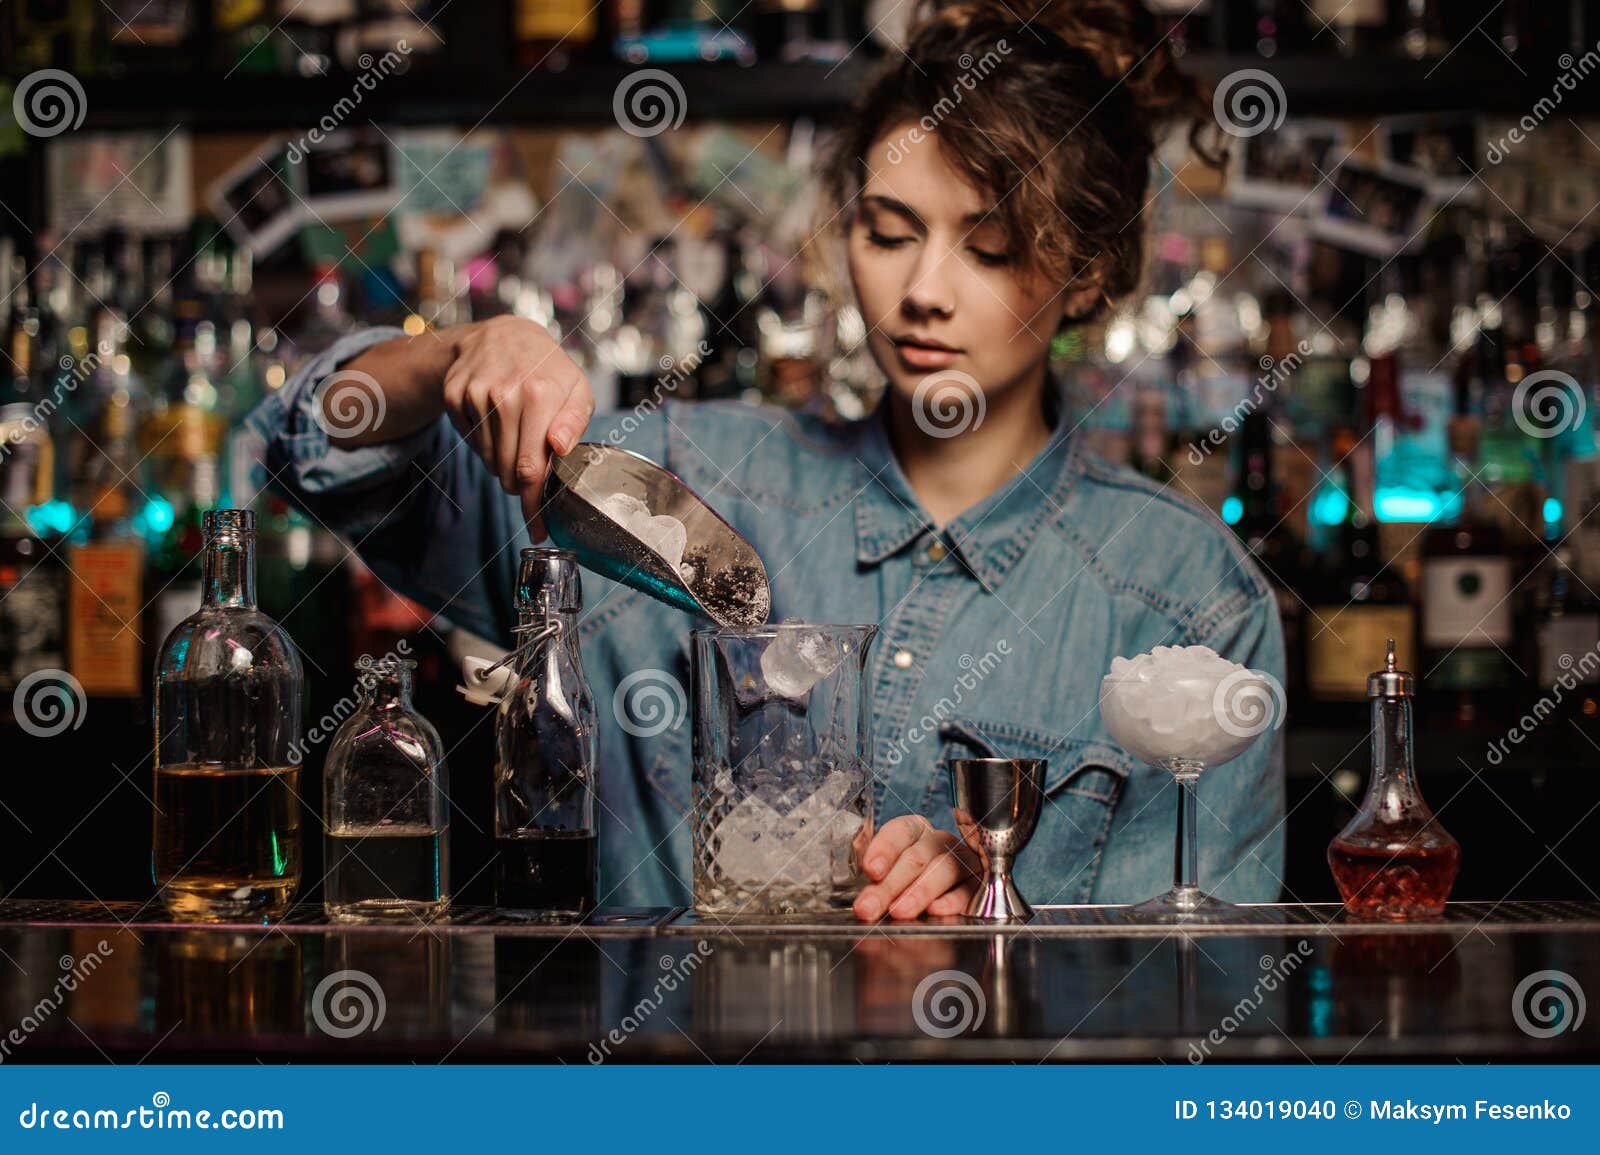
left=0, top=401, right=65, bottom=719
left=512, top=0, right=598, bottom=69
left=1420, top=388, right=1517, bottom=726
left=7, top=0, right=99, bottom=73
left=1533, top=544, right=1600, bottom=736
left=101, top=0, right=193, bottom=73
left=67, top=392, right=145, bottom=700
left=282, top=0, right=358, bottom=76
left=1308, top=0, right=1388, bottom=55
left=1233, top=406, right=1312, bottom=701
left=1148, top=0, right=1218, bottom=58
left=1305, top=428, right=1417, bottom=703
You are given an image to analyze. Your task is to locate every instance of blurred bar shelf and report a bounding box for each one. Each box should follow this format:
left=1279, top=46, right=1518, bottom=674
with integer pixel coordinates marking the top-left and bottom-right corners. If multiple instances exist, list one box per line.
left=70, top=52, right=1597, bottom=131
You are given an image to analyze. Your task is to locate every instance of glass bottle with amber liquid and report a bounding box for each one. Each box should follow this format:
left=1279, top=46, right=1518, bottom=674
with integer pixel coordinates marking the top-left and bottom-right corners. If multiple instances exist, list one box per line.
left=153, top=509, right=305, bottom=920
left=1328, top=640, right=1460, bottom=919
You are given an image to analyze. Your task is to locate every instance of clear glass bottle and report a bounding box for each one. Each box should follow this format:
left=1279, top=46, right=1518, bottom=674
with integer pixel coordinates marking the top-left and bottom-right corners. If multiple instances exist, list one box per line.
left=494, top=547, right=599, bottom=921
left=152, top=509, right=305, bottom=920
left=324, top=656, right=450, bottom=923
left=1327, top=640, right=1461, bottom=920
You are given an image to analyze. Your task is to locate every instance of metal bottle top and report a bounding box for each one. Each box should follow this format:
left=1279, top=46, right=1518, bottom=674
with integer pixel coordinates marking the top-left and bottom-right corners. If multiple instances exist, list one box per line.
left=516, top=547, right=581, bottom=614
left=1366, top=638, right=1415, bottom=699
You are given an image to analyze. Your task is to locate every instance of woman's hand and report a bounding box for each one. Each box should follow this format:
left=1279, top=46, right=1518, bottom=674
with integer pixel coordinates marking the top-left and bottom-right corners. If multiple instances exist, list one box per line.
left=852, top=815, right=982, bottom=922
left=442, top=316, right=595, bottom=540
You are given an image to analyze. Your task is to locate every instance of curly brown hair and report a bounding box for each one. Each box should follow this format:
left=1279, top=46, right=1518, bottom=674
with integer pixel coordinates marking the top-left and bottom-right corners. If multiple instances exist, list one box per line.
left=824, top=0, right=1223, bottom=326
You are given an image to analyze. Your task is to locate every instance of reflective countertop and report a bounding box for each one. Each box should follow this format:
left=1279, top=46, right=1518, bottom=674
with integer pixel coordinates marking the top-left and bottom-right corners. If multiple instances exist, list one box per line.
left=1, top=901, right=1596, bottom=1062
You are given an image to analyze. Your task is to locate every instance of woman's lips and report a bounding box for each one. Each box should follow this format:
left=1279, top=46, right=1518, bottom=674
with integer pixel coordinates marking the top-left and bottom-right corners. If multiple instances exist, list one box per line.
left=892, top=339, right=962, bottom=372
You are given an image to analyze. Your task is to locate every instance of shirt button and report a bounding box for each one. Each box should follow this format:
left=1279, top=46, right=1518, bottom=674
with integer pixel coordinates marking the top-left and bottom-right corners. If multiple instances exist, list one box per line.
left=892, top=649, right=914, bottom=669
left=926, top=540, right=948, bottom=562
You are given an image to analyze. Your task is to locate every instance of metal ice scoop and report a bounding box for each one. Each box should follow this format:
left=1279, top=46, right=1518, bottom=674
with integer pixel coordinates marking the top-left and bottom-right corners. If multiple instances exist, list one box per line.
left=543, top=443, right=772, bottom=629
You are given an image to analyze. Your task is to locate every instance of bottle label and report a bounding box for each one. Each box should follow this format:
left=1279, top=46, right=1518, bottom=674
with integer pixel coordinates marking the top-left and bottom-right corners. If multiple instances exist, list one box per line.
left=1422, top=556, right=1513, bottom=647
left=1307, top=605, right=1417, bottom=699
left=1537, top=614, right=1600, bottom=688
left=0, top=564, right=65, bottom=690
left=68, top=542, right=145, bottom=697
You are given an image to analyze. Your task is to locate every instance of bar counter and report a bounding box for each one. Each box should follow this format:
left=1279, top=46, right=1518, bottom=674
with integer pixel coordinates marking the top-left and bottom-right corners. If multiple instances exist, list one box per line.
left=3, top=901, right=1597, bottom=1062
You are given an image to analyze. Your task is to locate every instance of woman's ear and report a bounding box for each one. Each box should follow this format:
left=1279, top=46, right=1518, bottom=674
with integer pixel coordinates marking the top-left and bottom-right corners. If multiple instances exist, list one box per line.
left=1061, top=281, right=1104, bottom=321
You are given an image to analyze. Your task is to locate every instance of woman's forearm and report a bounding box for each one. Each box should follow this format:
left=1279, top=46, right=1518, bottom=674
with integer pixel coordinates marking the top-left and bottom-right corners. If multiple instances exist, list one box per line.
left=327, top=327, right=461, bottom=447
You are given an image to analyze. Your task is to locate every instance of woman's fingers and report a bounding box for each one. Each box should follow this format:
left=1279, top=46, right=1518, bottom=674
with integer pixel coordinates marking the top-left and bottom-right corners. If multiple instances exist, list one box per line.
left=925, top=881, right=980, bottom=918
left=886, top=843, right=978, bottom=920
left=860, top=814, right=930, bottom=882
left=854, top=819, right=973, bottom=922
left=547, top=374, right=595, bottom=457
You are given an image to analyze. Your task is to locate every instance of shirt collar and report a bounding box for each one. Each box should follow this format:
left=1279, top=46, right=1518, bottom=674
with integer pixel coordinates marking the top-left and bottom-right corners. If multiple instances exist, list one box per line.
left=853, top=376, right=1082, bottom=593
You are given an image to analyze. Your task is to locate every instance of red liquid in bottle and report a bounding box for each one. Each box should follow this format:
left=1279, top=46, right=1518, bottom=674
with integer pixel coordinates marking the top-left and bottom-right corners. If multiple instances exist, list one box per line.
left=1327, top=836, right=1461, bottom=920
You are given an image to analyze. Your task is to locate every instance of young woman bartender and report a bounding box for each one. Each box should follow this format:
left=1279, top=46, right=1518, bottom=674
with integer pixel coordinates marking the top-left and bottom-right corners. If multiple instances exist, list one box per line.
left=245, top=0, right=1286, bottom=920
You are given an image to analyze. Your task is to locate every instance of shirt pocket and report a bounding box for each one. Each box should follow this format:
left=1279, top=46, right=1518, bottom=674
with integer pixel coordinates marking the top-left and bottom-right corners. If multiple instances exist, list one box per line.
left=932, top=716, right=1131, bottom=905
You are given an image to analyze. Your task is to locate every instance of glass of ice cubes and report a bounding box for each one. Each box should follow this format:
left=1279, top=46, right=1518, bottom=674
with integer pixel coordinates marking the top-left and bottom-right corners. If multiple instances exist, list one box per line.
left=690, top=623, right=878, bottom=915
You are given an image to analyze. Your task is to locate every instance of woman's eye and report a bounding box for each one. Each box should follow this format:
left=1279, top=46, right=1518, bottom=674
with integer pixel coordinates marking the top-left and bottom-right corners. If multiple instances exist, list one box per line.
left=866, top=231, right=913, bottom=250
left=970, top=247, right=1011, bottom=268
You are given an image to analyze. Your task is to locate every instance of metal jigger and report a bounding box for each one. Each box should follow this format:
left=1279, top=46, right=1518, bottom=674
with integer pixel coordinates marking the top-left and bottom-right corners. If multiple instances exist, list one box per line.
left=949, top=758, right=1044, bottom=921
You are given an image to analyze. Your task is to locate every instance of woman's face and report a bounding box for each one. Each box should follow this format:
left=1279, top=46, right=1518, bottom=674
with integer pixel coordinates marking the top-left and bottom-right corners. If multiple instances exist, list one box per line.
left=846, top=124, right=1076, bottom=415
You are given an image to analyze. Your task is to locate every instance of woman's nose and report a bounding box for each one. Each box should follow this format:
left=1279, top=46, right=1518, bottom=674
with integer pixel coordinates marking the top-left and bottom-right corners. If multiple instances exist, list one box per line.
left=902, top=247, right=957, bottom=319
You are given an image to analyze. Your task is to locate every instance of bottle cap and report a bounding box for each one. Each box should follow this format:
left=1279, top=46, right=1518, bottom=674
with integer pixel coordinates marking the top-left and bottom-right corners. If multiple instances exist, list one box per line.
left=515, top=546, right=581, bottom=613
left=1366, top=638, right=1415, bottom=699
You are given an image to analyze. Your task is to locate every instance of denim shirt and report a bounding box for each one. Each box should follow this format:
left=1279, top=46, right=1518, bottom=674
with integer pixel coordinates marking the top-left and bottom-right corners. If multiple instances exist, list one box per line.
left=244, top=326, right=1286, bottom=909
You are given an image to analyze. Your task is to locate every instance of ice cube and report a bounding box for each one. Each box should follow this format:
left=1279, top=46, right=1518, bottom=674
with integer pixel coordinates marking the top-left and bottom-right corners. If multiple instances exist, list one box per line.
left=760, top=625, right=847, bottom=701
left=595, top=492, right=688, bottom=573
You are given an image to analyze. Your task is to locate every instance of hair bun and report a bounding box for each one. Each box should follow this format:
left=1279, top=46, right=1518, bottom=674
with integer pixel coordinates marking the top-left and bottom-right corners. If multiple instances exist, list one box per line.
left=913, top=0, right=1212, bottom=142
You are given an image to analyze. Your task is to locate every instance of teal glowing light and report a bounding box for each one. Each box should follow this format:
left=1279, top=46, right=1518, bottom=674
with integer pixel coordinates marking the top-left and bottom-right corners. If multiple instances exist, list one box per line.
left=1545, top=498, right=1562, bottom=526
left=1221, top=495, right=1243, bottom=525
left=25, top=500, right=75, bottom=536
left=1310, top=486, right=1350, bottom=528
left=1373, top=487, right=1446, bottom=522
left=141, top=495, right=175, bottom=536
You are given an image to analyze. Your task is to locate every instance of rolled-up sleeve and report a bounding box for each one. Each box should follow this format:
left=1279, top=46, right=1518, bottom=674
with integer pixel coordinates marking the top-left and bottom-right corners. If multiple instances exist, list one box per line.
left=241, top=326, right=524, bottom=643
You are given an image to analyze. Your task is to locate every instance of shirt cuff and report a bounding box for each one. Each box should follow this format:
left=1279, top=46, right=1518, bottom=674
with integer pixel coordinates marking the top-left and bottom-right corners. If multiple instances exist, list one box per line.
left=246, top=326, right=435, bottom=496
